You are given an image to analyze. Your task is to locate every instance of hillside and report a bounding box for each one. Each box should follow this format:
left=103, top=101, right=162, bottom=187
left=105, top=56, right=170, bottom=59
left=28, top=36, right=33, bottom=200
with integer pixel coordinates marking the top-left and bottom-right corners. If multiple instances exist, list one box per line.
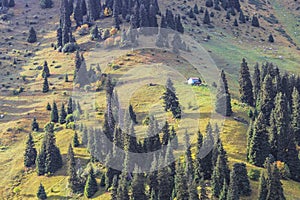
left=0, top=0, right=300, bottom=199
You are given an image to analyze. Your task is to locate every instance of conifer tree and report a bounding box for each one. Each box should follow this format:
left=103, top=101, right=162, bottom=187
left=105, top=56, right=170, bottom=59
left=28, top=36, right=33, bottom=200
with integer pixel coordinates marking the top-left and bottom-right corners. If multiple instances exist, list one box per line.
left=194, top=4, right=199, bottom=14
left=32, top=117, right=39, bottom=131
left=200, top=181, right=209, bottom=199
left=59, top=103, right=67, bottom=124
left=226, top=168, right=239, bottom=200
left=81, top=125, right=88, bottom=146
left=40, top=0, right=53, bottom=9
left=175, top=14, right=184, bottom=34
left=84, top=166, right=98, bottom=198
left=200, top=123, right=214, bottom=179
left=203, top=9, right=211, bottom=24
left=44, top=131, right=63, bottom=174
left=194, top=130, right=203, bottom=183
left=46, top=102, right=51, bottom=111
left=268, top=34, right=275, bottom=43
left=50, top=101, right=59, bottom=123
left=184, top=131, right=194, bottom=180
left=219, top=179, right=228, bottom=200
left=253, top=63, right=261, bottom=103
left=233, top=163, right=251, bottom=196
left=216, top=70, right=233, bottom=116
left=260, top=74, right=275, bottom=122
left=24, top=133, right=37, bottom=168
left=239, top=10, right=246, bottom=23
left=239, top=58, right=254, bottom=106
left=27, top=27, right=37, bottom=43
left=175, top=161, right=189, bottom=200
left=36, top=141, right=46, bottom=176
left=42, top=61, right=50, bottom=78
left=67, top=97, right=73, bottom=114
left=116, top=170, right=130, bottom=200
left=252, top=15, right=260, bottom=27
left=42, top=76, right=49, bottom=93
left=188, top=180, right=199, bottom=200
left=157, top=165, right=173, bottom=200
left=258, top=173, right=268, bottom=200
left=74, top=0, right=83, bottom=27
left=111, top=175, right=118, bottom=199
left=37, top=183, right=47, bottom=200
left=266, top=165, right=286, bottom=200
left=170, top=126, right=178, bottom=149
left=149, top=4, right=158, bottom=28
left=73, top=132, right=80, bottom=147
left=292, top=88, right=300, bottom=145
left=131, top=169, right=147, bottom=200
left=129, top=104, right=137, bottom=124
left=163, top=79, right=181, bottom=119
left=67, top=144, right=83, bottom=193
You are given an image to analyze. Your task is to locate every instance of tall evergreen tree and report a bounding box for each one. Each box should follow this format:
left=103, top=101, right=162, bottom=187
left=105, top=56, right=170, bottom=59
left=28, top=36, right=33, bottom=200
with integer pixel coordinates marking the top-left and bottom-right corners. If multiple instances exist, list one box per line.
left=260, top=74, right=275, bottom=122
left=203, top=9, right=211, bottom=24
left=67, top=144, right=83, bottom=193
left=258, top=173, right=268, bottom=200
left=239, top=9, right=246, bottom=23
left=36, top=141, right=47, bottom=175
left=42, top=76, right=49, bottom=93
left=292, top=88, right=300, bottom=145
left=139, top=4, right=149, bottom=28
left=194, top=130, right=203, bottom=183
left=24, top=133, right=37, bottom=168
left=226, top=168, right=240, bottom=200
left=252, top=15, right=260, bottom=27
left=37, top=183, right=47, bottom=200
left=266, top=164, right=286, bottom=200
left=239, top=58, right=254, bottom=106
left=32, top=117, right=39, bottom=131
left=175, top=161, right=189, bottom=200
left=59, top=103, right=67, bottom=124
left=50, top=101, right=59, bottom=123
left=131, top=169, right=147, bottom=200
left=44, top=131, right=63, bottom=174
left=216, top=70, right=232, bottom=116
left=116, top=170, right=130, bottom=200
left=233, top=163, right=251, bottom=196
left=253, top=63, right=261, bottom=103
left=73, top=132, right=80, bottom=147
left=8, top=0, right=15, bottom=7
left=74, top=0, right=83, bottom=27
left=129, top=104, right=137, bottom=124
left=42, top=61, right=50, bottom=78
left=84, top=166, right=98, bottom=198
left=248, top=112, right=270, bottom=167
left=163, top=79, right=181, bottom=119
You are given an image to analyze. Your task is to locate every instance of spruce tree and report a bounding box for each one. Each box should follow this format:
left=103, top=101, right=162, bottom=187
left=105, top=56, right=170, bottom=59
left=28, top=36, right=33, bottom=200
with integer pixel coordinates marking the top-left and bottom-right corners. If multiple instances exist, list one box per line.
left=266, top=164, right=286, bottom=200
left=59, top=103, right=67, bottom=124
left=203, top=9, right=211, bottom=24
left=258, top=173, right=268, bottom=200
left=44, top=131, right=63, bottom=174
left=50, top=101, right=59, bottom=123
left=37, top=183, right=47, bottom=200
left=260, top=74, right=275, bottom=122
left=188, top=180, right=199, bottom=200
left=24, top=133, right=37, bottom=168
left=163, top=79, right=181, bottom=119
left=219, top=179, right=228, bottom=200
left=292, top=88, right=300, bottom=145
left=162, top=121, right=170, bottom=145
left=27, top=27, right=37, bottom=43
left=139, top=4, right=149, bottom=28
left=175, top=161, right=189, bottom=200
left=40, top=0, right=53, bottom=8
left=81, top=125, right=88, bottom=146
left=84, top=166, right=98, bottom=198
left=200, top=123, right=214, bottom=179
left=42, top=76, right=49, bottom=93
left=42, top=61, right=50, bottom=78
left=239, top=58, right=254, bottom=106
left=46, top=102, right=51, bottom=111
left=233, top=163, right=251, bottom=196
left=227, top=168, right=240, bottom=200
left=252, top=15, right=260, bottom=27
left=129, top=104, right=137, bottom=124
left=239, top=10, right=246, bottom=23
left=248, top=112, right=270, bottom=167
left=194, top=130, right=203, bottom=183
left=67, top=97, right=73, bottom=114
left=216, top=70, right=232, bottom=116
left=32, top=117, right=39, bottom=131
left=74, top=0, right=83, bottom=27
left=67, top=144, right=83, bottom=193
left=268, top=34, right=275, bottom=43
left=36, top=141, right=47, bottom=176
left=131, top=169, right=147, bottom=200
left=184, top=131, right=194, bottom=180
left=73, top=132, right=80, bottom=147
left=253, top=63, right=261, bottom=103
left=116, top=170, right=130, bottom=200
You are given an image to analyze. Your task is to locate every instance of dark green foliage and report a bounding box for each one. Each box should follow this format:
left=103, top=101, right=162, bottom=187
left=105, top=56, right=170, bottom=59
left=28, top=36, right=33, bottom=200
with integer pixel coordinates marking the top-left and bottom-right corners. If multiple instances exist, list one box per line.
left=200, top=181, right=209, bottom=199
left=44, top=132, right=63, bottom=174
left=42, top=76, right=49, bottom=93
left=166, top=9, right=175, bottom=30
left=292, top=88, right=300, bottom=145
left=27, top=27, right=37, bottom=43
left=170, top=126, right=178, bottom=149
left=40, top=0, right=53, bottom=8
left=215, top=70, right=233, bottom=116
left=36, top=142, right=46, bottom=175
left=184, top=131, right=194, bottom=180
left=149, top=4, right=158, bottom=28
left=116, top=171, right=130, bottom=200
left=162, top=121, right=170, bottom=145
left=65, top=74, right=68, bottom=82
left=67, top=144, right=83, bottom=193
left=239, top=58, right=254, bottom=106
left=258, top=173, right=268, bottom=200
left=91, top=26, right=101, bottom=40
left=42, top=61, right=50, bottom=78
left=46, top=102, right=51, bottom=111
left=194, top=130, right=203, bottom=183
left=37, top=183, right=47, bottom=200
left=157, top=166, right=173, bottom=200
left=84, top=166, right=98, bottom=198
left=86, top=0, right=101, bottom=21
left=188, top=180, right=199, bottom=200
left=233, top=18, right=238, bottom=26
left=24, top=133, right=37, bottom=168
left=175, top=14, right=184, bottom=33
left=100, top=174, right=106, bottom=188
left=200, top=123, right=214, bottom=180
left=232, top=163, right=251, bottom=196
left=219, top=180, right=228, bottom=200
left=131, top=170, right=147, bottom=200
left=203, top=9, right=211, bottom=24
left=74, top=55, right=90, bottom=87
left=226, top=168, right=240, bottom=200
left=111, top=175, right=118, bottom=199
left=59, top=103, right=67, bottom=124
left=50, top=101, right=59, bottom=123
left=253, top=63, right=261, bottom=103
left=206, top=0, right=214, bottom=7
left=73, top=132, right=80, bottom=147
left=8, top=0, right=15, bottom=7
left=139, top=4, right=149, bottom=28
left=175, top=161, right=189, bottom=200
left=67, top=97, right=73, bottom=114
left=32, top=117, right=39, bottom=131
left=194, top=4, right=199, bottom=14
left=163, top=79, right=181, bottom=119
left=248, top=112, right=270, bottom=167
left=269, top=34, right=275, bottom=43
left=129, top=104, right=137, bottom=124
left=252, top=15, right=260, bottom=27
left=266, top=164, right=286, bottom=200
left=74, top=0, right=83, bottom=27
left=260, top=74, right=275, bottom=122
left=239, top=10, right=246, bottom=23
left=212, top=151, right=230, bottom=197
